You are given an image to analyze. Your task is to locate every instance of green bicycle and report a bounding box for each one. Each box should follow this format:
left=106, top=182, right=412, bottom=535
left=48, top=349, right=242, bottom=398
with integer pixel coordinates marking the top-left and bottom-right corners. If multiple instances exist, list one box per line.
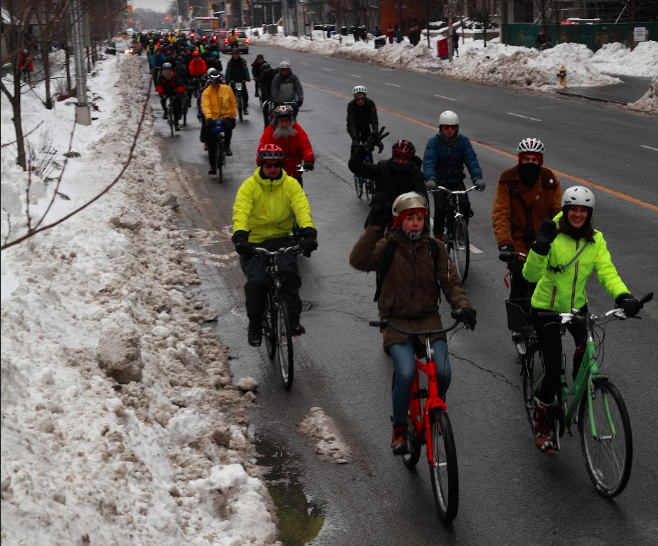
left=523, top=292, right=652, bottom=497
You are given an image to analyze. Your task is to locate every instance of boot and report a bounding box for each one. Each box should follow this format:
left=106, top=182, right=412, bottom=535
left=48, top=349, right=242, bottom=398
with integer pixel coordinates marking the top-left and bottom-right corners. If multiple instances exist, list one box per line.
left=391, top=425, right=408, bottom=455
left=248, top=321, right=262, bottom=347
left=225, top=147, right=233, bottom=156
left=289, top=316, right=305, bottom=336
left=534, top=401, right=555, bottom=451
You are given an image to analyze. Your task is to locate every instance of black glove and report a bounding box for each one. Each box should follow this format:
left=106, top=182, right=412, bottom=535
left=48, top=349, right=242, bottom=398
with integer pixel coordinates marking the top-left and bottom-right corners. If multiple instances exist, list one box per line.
left=231, top=230, right=254, bottom=258
left=221, top=118, right=236, bottom=130
left=297, top=100, right=303, bottom=108
left=473, top=178, right=486, bottom=191
left=426, top=177, right=438, bottom=191
left=615, top=293, right=641, bottom=317
left=451, top=307, right=477, bottom=331
left=300, top=227, right=318, bottom=257
left=303, top=161, right=314, bottom=172
left=369, top=192, right=388, bottom=226
left=532, top=218, right=558, bottom=256
left=363, top=126, right=389, bottom=152
left=498, top=245, right=514, bottom=262
left=206, top=118, right=214, bottom=128
left=352, top=137, right=360, bottom=147
left=377, top=141, right=384, bottom=154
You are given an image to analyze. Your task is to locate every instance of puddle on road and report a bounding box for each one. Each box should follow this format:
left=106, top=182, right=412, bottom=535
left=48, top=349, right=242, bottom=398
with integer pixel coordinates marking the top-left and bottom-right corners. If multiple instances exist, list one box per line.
left=254, top=438, right=324, bottom=546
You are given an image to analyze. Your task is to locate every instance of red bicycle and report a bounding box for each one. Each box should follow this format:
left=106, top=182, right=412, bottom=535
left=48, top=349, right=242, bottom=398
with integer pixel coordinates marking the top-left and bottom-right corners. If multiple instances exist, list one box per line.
left=369, top=318, right=464, bottom=523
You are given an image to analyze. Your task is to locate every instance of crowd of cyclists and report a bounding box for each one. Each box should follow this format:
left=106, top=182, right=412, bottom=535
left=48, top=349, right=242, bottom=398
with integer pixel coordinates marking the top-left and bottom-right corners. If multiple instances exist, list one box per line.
left=137, top=31, right=644, bottom=456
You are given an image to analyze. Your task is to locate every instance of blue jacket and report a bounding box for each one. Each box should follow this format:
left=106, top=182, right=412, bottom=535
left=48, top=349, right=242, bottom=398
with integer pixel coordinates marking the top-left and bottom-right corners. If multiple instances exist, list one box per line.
left=423, top=134, right=482, bottom=185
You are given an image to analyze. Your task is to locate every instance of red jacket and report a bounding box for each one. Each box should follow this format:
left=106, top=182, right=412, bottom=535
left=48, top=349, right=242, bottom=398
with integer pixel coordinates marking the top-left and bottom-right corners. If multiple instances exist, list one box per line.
left=19, top=53, right=33, bottom=71
left=189, top=57, right=207, bottom=77
left=257, top=123, right=315, bottom=179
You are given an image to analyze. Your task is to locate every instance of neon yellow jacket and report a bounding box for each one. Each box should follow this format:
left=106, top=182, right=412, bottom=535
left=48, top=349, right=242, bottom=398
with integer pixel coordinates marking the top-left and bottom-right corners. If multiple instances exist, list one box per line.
left=523, top=228, right=629, bottom=312
left=232, top=168, right=315, bottom=243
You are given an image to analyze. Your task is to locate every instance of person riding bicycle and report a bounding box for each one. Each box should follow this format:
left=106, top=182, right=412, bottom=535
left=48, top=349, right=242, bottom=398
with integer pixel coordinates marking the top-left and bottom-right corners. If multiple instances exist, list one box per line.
left=232, top=144, right=318, bottom=347
left=347, top=85, right=381, bottom=156
left=201, top=69, right=237, bottom=172
left=349, top=192, right=477, bottom=454
left=270, top=60, right=304, bottom=117
left=225, top=50, right=251, bottom=115
left=423, top=110, right=483, bottom=242
left=258, top=104, right=315, bottom=186
left=251, top=54, right=267, bottom=97
left=493, top=138, right=562, bottom=328
left=228, top=29, right=240, bottom=51
left=155, top=62, right=186, bottom=131
left=522, top=186, right=641, bottom=451
left=188, top=50, right=207, bottom=77
left=257, top=62, right=274, bottom=102
left=349, top=130, right=427, bottom=231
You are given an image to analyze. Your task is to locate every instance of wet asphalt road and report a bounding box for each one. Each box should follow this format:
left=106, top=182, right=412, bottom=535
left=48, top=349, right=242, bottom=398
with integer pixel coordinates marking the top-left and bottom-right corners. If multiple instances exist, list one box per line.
left=146, top=46, right=658, bottom=546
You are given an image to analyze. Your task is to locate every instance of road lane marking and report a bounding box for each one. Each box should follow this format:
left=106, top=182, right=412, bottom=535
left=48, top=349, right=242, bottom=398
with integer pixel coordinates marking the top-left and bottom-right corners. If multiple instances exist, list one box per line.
left=436, top=94, right=457, bottom=101
left=302, top=81, right=658, bottom=212
left=350, top=74, right=362, bottom=78
left=640, top=145, right=658, bottom=151
left=385, top=83, right=401, bottom=87
left=322, top=67, right=332, bottom=71
left=508, top=112, right=542, bottom=121
left=470, top=244, right=483, bottom=254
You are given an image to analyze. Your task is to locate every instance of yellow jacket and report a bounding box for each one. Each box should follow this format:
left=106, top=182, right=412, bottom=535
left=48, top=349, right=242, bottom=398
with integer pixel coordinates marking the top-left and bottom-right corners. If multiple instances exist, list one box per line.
left=233, top=168, right=315, bottom=243
left=201, top=84, right=237, bottom=121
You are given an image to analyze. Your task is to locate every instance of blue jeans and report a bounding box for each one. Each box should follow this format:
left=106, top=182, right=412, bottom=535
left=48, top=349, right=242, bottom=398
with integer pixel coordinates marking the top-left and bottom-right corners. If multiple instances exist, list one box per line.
left=389, top=338, right=451, bottom=426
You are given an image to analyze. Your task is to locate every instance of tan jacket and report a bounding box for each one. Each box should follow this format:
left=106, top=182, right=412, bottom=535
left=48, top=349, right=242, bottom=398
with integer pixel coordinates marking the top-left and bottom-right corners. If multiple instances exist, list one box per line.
left=350, top=227, right=470, bottom=348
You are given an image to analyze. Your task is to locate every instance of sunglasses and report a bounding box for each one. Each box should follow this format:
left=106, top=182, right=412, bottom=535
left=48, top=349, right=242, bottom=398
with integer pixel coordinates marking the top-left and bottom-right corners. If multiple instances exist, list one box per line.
left=263, top=162, right=283, bottom=168
left=355, top=97, right=366, bottom=101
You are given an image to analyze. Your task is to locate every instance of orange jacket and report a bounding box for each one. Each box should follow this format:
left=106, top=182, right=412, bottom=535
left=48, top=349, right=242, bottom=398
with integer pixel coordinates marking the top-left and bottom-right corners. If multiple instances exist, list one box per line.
left=492, top=165, right=562, bottom=253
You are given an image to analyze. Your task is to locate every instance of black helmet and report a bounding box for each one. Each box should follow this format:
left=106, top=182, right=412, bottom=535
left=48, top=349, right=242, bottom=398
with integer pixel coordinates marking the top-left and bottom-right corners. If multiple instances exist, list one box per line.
left=262, top=62, right=271, bottom=70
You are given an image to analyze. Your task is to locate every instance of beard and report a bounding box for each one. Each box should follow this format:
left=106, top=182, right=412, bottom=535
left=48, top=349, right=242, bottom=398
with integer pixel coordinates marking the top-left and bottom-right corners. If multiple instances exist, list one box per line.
left=273, top=125, right=297, bottom=139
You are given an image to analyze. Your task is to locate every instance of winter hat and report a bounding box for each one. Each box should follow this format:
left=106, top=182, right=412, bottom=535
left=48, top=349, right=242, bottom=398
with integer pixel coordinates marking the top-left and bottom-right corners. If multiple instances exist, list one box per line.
left=518, top=152, right=544, bottom=165
left=393, top=208, right=427, bottom=228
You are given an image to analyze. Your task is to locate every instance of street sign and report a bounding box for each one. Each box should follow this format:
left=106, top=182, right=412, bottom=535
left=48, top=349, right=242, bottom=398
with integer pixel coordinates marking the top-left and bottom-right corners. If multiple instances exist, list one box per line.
left=633, top=27, right=646, bottom=41
left=444, top=5, right=457, bottom=17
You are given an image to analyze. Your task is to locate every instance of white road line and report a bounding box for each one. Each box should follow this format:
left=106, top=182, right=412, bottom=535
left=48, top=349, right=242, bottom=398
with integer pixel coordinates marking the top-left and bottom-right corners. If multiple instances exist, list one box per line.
left=386, top=83, right=401, bottom=87
left=640, top=145, right=658, bottom=152
left=470, top=244, right=483, bottom=254
left=350, top=74, right=362, bottom=78
left=508, top=112, right=542, bottom=122
left=435, top=94, right=457, bottom=101
left=322, top=67, right=332, bottom=71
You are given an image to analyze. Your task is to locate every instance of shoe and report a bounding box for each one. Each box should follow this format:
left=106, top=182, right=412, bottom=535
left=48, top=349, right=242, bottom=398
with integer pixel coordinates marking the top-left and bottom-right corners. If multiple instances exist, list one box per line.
left=225, top=148, right=233, bottom=156
left=244, top=109, right=249, bottom=115
left=204, top=142, right=209, bottom=151
left=289, top=319, right=306, bottom=336
left=162, top=112, right=168, bottom=119
left=175, top=125, right=180, bottom=131
left=512, top=330, right=524, bottom=342
left=208, top=168, right=217, bottom=175
left=391, top=425, right=408, bottom=455
left=248, top=321, right=262, bottom=347
left=534, top=401, right=555, bottom=451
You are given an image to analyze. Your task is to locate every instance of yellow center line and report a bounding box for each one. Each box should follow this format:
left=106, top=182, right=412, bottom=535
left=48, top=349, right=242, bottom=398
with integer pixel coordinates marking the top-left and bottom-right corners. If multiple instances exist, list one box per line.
left=304, top=81, right=658, bottom=213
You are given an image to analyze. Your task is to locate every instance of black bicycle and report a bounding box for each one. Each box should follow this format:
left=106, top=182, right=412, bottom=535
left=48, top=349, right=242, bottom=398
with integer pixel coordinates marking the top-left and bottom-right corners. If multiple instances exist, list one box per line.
left=166, top=96, right=177, bottom=138
left=353, top=150, right=375, bottom=204
left=210, top=119, right=226, bottom=184
left=230, top=81, right=247, bottom=122
left=427, top=183, right=484, bottom=282
left=253, top=245, right=303, bottom=390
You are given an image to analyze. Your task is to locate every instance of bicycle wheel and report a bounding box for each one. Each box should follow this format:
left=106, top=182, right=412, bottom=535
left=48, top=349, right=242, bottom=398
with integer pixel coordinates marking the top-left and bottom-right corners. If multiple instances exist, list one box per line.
left=354, top=176, right=363, bottom=198
left=402, top=411, right=421, bottom=468
left=263, top=293, right=277, bottom=360
left=238, top=95, right=244, bottom=122
left=275, top=299, right=294, bottom=389
left=365, top=180, right=374, bottom=205
left=168, top=103, right=175, bottom=138
left=522, top=345, right=541, bottom=434
left=216, top=136, right=224, bottom=184
left=451, top=217, right=470, bottom=282
left=428, top=407, right=458, bottom=523
left=579, top=378, right=632, bottom=497
left=181, top=99, right=188, bottom=127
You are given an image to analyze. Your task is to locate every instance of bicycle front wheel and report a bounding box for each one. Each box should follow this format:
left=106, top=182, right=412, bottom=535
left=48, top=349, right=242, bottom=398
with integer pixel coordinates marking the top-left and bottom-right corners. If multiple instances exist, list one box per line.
left=452, top=217, right=470, bottom=282
left=238, top=95, right=244, bottom=122
left=275, top=300, right=294, bottom=389
left=365, top=180, right=374, bottom=205
left=168, top=105, right=175, bottom=138
left=428, top=407, right=458, bottom=523
left=579, top=378, right=632, bottom=497
left=263, top=293, right=277, bottom=360
left=216, top=136, right=225, bottom=184
left=522, top=346, right=541, bottom=434
left=354, top=176, right=363, bottom=198
left=182, top=100, right=188, bottom=127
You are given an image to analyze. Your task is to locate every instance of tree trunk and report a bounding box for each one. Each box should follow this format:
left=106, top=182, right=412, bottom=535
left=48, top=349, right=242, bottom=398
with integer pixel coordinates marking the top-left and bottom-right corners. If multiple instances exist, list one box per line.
left=12, top=61, right=27, bottom=170
left=42, top=34, right=53, bottom=109
left=65, top=43, right=72, bottom=95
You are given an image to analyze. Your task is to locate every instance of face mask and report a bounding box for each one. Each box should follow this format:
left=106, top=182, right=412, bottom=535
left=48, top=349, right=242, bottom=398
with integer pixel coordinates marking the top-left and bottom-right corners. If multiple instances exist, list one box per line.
left=403, top=230, right=423, bottom=241
left=518, top=162, right=541, bottom=187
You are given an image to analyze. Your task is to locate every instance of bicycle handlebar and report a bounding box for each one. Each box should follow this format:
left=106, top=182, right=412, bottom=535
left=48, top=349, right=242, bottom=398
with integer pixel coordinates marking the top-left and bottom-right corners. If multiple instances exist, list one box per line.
left=368, top=319, right=463, bottom=337
left=537, top=292, right=653, bottom=326
left=427, top=184, right=484, bottom=196
left=253, top=245, right=302, bottom=257
left=499, top=250, right=528, bottom=263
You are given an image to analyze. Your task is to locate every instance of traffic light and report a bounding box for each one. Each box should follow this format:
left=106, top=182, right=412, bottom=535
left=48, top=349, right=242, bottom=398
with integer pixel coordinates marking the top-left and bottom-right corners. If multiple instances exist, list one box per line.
left=128, top=6, right=133, bottom=14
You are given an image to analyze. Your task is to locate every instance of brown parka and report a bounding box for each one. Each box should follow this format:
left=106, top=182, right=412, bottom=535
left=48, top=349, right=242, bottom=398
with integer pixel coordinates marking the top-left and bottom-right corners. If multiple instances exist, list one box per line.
left=349, top=226, right=470, bottom=349
left=492, top=166, right=562, bottom=254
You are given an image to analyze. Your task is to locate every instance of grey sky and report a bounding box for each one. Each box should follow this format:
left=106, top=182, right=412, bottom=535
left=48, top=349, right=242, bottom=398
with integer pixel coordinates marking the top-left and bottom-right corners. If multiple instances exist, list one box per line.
left=132, top=0, right=169, bottom=12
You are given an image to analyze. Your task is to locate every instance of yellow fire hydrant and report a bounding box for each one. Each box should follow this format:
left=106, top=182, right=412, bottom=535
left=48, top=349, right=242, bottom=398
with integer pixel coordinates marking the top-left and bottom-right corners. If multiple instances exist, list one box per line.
left=557, top=65, right=567, bottom=88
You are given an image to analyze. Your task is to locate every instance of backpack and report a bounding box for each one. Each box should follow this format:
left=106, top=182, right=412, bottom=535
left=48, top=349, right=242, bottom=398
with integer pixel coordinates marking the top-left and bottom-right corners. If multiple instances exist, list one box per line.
left=374, top=238, right=441, bottom=302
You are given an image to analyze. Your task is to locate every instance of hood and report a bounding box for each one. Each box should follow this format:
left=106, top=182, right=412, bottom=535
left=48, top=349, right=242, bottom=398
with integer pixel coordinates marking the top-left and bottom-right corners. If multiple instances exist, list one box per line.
left=252, top=167, right=285, bottom=188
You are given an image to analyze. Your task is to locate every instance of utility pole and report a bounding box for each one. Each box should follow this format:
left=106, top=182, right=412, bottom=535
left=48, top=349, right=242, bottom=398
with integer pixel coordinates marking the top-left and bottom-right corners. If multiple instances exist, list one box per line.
left=70, top=0, right=91, bottom=125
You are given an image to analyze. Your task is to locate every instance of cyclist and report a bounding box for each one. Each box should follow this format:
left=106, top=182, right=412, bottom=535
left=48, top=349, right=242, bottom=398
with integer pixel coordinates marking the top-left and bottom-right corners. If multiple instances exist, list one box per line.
left=258, top=105, right=315, bottom=186
left=206, top=50, right=223, bottom=73
left=228, top=29, right=240, bottom=51
left=492, top=138, right=562, bottom=327
left=232, top=144, right=318, bottom=347
left=349, top=192, right=477, bottom=454
left=225, top=50, right=251, bottom=115
left=188, top=51, right=207, bottom=77
left=155, top=62, right=186, bottom=131
left=251, top=54, right=267, bottom=97
left=423, top=110, right=483, bottom=242
left=347, top=85, right=381, bottom=156
left=271, top=60, right=304, bottom=117
left=522, top=186, right=641, bottom=451
left=201, top=69, right=237, bottom=173
left=349, top=129, right=427, bottom=231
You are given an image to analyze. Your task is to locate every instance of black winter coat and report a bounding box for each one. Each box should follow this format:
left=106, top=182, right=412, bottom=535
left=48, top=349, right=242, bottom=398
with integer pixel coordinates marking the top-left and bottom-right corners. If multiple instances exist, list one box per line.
left=346, top=97, right=379, bottom=141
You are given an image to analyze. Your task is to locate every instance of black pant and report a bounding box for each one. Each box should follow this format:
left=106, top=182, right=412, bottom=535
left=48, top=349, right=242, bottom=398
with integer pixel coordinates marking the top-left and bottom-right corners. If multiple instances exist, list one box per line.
left=510, top=270, right=536, bottom=314
left=207, top=125, right=233, bottom=168
left=432, top=181, right=470, bottom=236
left=160, top=94, right=182, bottom=122
left=533, top=306, right=587, bottom=404
left=240, top=236, right=302, bottom=323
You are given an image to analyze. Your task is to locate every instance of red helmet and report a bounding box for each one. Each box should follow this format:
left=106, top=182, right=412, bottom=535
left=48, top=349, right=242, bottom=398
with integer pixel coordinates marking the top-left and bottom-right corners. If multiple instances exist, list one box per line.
left=193, top=51, right=200, bottom=56
left=391, top=140, right=416, bottom=157
left=258, top=144, right=285, bottom=163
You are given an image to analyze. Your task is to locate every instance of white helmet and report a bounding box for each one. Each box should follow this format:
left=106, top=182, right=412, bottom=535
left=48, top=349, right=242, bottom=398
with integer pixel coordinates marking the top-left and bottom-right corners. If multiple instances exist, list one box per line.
left=392, top=192, right=428, bottom=217
left=438, top=110, right=459, bottom=127
left=517, top=137, right=545, bottom=155
left=353, top=85, right=367, bottom=95
left=279, top=60, right=291, bottom=69
left=562, top=186, right=595, bottom=209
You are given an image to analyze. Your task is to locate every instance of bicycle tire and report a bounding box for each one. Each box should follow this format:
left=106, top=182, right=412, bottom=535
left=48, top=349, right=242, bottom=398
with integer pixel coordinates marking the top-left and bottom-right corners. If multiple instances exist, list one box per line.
left=276, top=300, right=294, bottom=389
left=579, top=378, right=632, bottom=497
left=168, top=103, right=175, bottom=138
left=238, top=94, right=244, bottom=122
left=365, top=180, right=374, bottom=205
left=263, top=292, right=277, bottom=360
left=452, top=217, right=470, bottom=282
left=521, top=344, right=541, bottom=434
left=181, top=99, right=188, bottom=127
left=216, top=135, right=225, bottom=184
left=354, top=176, right=363, bottom=198
left=429, top=407, right=459, bottom=523
left=402, top=411, right=421, bottom=468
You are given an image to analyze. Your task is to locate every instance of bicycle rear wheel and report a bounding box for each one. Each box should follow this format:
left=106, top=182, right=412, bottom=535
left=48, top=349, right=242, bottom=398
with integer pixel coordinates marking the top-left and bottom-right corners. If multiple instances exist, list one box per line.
left=263, top=293, right=277, bottom=360
left=354, top=176, right=363, bottom=198
left=429, top=407, right=458, bottom=523
left=522, top=345, right=541, bottom=434
left=275, top=300, right=294, bottom=389
left=579, top=378, right=632, bottom=497
left=452, top=217, right=470, bottom=282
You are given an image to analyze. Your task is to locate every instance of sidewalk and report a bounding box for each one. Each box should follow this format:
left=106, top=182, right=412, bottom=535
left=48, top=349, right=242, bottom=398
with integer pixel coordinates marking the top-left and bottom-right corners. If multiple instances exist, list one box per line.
left=556, top=75, right=653, bottom=105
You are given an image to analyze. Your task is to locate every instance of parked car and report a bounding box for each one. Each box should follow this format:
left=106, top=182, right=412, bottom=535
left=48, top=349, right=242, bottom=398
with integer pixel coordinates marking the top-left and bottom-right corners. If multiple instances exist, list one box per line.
left=105, top=41, right=131, bottom=55
left=218, top=30, right=249, bottom=54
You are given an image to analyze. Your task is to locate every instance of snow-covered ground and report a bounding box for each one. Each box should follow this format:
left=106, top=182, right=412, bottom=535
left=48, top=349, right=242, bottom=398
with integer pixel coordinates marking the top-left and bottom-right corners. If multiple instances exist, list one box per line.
left=1, top=33, right=655, bottom=545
